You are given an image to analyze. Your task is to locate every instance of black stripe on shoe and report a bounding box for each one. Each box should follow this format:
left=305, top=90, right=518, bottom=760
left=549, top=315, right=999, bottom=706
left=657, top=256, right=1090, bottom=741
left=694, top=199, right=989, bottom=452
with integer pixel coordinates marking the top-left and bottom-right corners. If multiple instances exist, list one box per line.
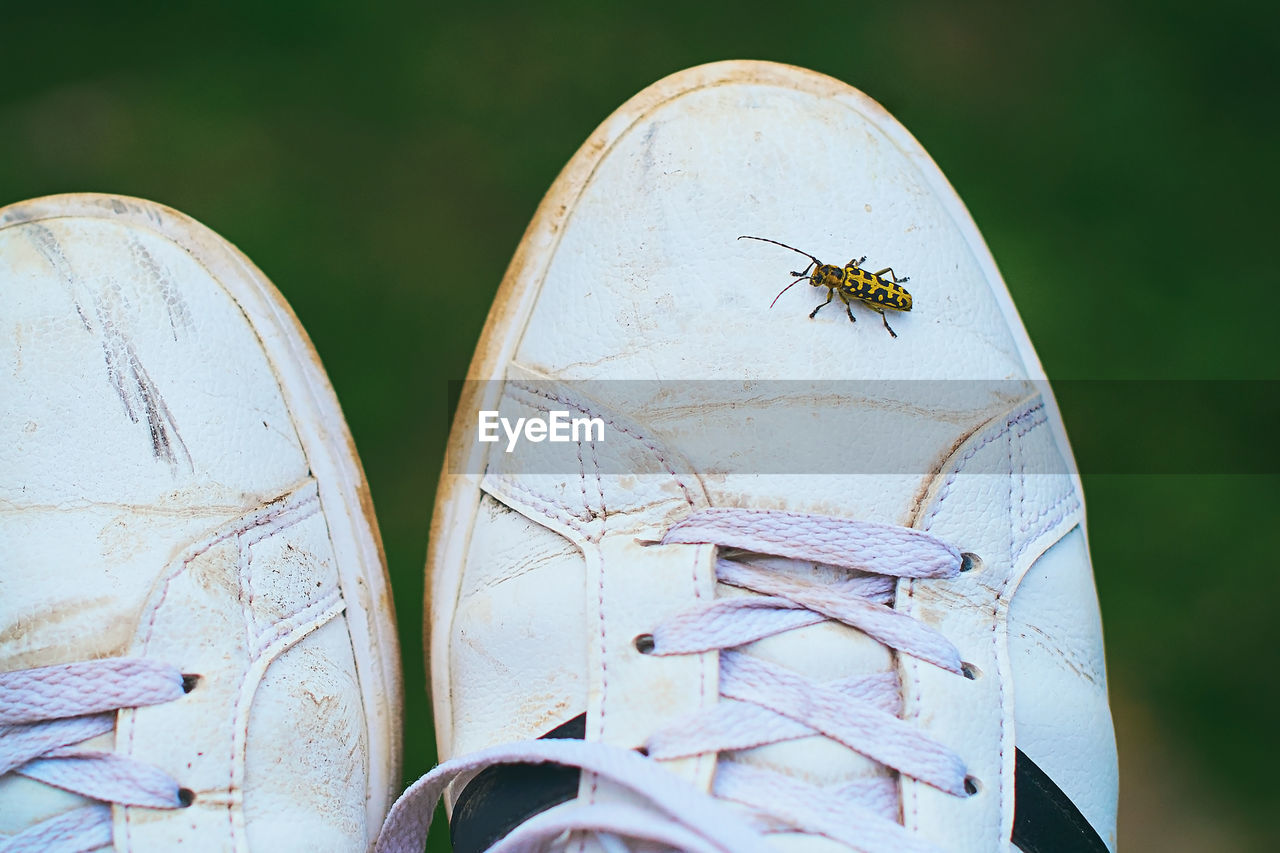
left=450, top=715, right=1109, bottom=852
left=449, top=715, right=584, bottom=853
left=1012, top=747, right=1110, bottom=853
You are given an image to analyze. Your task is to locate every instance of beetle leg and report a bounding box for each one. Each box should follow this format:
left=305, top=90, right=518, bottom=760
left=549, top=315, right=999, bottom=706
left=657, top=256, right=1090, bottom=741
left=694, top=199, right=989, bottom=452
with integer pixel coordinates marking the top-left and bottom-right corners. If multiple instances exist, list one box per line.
left=809, top=287, right=836, bottom=319
left=789, top=261, right=815, bottom=278
left=873, top=267, right=910, bottom=284
left=875, top=307, right=898, bottom=338
left=848, top=256, right=866, bottom=269
left=837, top=289, right=857, bottom=323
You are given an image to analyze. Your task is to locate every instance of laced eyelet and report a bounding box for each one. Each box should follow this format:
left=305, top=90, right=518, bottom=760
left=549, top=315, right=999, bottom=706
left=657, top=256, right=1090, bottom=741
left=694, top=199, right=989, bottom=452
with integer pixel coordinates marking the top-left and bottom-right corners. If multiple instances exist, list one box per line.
left=181, top=674, right=201, bottom=693
left=964, top=776, right=982, bottom=796
left=633, top=633, right=656, bottom=654
left=959, top=552, right=981, bottom=573
left=178, top=787, right=196, bottom=807
left=961, top=662, right=981, bottom=680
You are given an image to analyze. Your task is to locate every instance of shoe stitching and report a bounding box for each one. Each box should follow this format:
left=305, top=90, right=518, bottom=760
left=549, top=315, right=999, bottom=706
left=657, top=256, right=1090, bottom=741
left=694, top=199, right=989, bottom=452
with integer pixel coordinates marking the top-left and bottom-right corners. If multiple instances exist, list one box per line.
left=241, top=489, right=321, bottom=548
left=996, top=427, right=1014, bottom=839
left=506, top=381, right=698, bottom=508
left=1012, top=492, right=1080, bottom=565
left=588, top=547, right=606, bottom=822
left=550, top=383, right=716, bottom=825
left=1010, top=412, right=1080, bottom=565
left=490, top=475, right=598, bottom=536
left=588, top=437, right=608, bottom=530
left=237, top=531, right=256, bottom=662
left=575, top=433, right=594, bottom=526
left=488, top=381, right=712, bottom=539
left=248, top=588, right=344, bottom=659
left=233, top=495, right=343, bottom=851
left=242, top=492, right=323, bottom=643
left=1007, top=426, right=1018, bottom=569
left=903, top=399, right=1050, bottom=839
left=920, top=401, right=1045, bottom=531
left=590, top=435, right=606, bottom=812
left=227, top=593, right=346, bottom=850
left=123, top=479, right=320, bottom=848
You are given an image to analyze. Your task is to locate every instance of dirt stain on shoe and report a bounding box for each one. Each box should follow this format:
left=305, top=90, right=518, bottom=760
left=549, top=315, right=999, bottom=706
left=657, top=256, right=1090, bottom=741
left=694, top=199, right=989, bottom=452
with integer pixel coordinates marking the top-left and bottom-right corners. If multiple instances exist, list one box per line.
left=0, top=594, right=132, bottom=666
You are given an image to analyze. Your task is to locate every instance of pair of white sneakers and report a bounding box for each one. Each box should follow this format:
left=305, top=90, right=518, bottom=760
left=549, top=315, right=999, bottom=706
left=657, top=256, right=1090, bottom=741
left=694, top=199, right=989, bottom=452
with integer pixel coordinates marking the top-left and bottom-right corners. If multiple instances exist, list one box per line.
left=1, top=61, right=1117, bottom=853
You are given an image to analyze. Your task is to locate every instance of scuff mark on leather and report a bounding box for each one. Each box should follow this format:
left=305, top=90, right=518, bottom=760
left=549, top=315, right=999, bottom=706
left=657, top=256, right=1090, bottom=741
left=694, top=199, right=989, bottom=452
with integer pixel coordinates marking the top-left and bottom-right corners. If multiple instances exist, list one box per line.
left=26, top=224, right=92, bottom=331
left=95, top=291, right=193, bottom=470
left=129, top=236, right=191, bottom=340
left=24, top=221, right=194, bottom=470
left=1015, top=623, right=1100, bottom=686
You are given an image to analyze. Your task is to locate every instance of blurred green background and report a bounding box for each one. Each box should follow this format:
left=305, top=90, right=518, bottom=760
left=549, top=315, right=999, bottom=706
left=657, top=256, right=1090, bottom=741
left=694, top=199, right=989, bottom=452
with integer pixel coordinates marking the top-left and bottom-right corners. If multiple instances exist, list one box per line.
left=3, top=1, right=1276, bottom=849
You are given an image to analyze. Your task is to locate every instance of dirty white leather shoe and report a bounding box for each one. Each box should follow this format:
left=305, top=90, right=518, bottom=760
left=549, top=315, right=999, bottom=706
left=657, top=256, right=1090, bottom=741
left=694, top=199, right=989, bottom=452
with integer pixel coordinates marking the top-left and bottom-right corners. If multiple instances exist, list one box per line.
left=0, top=194, right=402, bottom=851
left=381, top=61, right=1117, bottom=853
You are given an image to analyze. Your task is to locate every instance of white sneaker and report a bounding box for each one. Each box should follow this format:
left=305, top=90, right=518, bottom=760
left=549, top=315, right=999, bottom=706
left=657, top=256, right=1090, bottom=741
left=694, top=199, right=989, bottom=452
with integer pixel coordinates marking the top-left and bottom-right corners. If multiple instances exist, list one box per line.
left=382, top=61, right=1117, bottom=853
left=0, top=194, right=402, bottom=851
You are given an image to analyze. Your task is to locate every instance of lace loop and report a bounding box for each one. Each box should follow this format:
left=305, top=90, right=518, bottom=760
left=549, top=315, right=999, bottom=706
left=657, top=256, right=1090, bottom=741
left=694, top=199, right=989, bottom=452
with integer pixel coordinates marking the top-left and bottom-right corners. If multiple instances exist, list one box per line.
left=375, top=739, right=775, bottom=853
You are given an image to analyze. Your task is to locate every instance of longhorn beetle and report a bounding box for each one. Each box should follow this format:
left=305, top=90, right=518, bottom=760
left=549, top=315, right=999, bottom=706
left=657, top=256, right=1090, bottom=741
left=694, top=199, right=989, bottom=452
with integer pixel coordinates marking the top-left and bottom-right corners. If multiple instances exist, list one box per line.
left=739, top=235, right=912, bottom=338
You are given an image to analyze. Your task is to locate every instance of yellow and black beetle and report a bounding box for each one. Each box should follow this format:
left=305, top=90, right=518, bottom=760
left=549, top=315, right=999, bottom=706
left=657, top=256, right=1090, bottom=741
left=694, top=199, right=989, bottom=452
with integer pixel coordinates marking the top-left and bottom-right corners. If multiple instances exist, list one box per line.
left=739, top=235, right=913, bottom=337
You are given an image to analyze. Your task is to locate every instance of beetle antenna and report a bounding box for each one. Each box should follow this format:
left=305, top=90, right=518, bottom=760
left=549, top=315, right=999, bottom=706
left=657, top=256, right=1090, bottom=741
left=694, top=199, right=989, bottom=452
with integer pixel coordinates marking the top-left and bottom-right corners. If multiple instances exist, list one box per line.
left=739, top=235, right=822, bottom=266
left=770, top=275, right=810, bottom=308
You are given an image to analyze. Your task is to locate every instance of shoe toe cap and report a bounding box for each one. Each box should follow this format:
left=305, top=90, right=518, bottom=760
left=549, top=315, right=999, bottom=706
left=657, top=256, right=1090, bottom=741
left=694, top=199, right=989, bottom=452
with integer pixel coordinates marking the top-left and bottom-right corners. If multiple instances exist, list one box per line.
left=511, top=61, right=1035, bottom=383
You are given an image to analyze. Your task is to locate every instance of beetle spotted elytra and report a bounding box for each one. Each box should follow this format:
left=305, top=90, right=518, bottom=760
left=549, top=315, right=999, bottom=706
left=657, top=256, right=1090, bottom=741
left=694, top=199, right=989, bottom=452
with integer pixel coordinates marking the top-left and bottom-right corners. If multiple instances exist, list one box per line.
left=739, top=235, right=912, bottom=338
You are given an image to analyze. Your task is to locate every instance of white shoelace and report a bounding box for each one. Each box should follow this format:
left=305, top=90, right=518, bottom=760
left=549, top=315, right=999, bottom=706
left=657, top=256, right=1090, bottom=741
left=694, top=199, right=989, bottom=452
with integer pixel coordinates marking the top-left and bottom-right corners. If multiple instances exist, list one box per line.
left=0, top=658, right=192, bottom=853
left=377, top=508, right=971, bottom=853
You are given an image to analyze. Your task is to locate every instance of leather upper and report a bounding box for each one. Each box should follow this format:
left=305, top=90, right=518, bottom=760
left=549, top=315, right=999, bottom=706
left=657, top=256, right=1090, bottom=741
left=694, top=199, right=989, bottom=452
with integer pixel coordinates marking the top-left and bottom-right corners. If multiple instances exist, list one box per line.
left=429, top=60, right=1117, bottom=852
left=0, top=196, right=400, bottom=851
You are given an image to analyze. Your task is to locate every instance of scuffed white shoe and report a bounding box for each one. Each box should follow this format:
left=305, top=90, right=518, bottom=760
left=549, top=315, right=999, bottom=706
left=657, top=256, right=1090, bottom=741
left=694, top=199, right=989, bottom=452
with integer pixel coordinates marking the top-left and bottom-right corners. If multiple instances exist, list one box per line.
left=0, top=194, right=402, bottom=851
left=383, top=61, right=1117, bottom=853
